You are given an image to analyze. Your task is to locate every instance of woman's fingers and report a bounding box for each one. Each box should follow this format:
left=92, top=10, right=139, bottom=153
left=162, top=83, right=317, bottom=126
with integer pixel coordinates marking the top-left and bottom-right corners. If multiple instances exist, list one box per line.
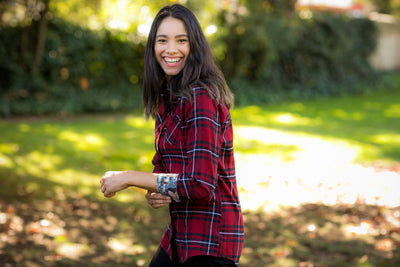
left=146, top=191, right=171, bottom=208
left=105, top=192, right=116, bottom=198
left=99, top=171, right=128, bottom=197
left=145, top=190, right=153, bottom=200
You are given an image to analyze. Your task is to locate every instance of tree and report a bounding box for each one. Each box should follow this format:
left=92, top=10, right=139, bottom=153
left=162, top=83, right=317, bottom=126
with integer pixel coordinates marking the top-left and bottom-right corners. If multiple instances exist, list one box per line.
left=357, top=0, right=400, bottom=16
left=32, top=0, right=50, bottom=75
left=16, top=0, right=50, bottom=82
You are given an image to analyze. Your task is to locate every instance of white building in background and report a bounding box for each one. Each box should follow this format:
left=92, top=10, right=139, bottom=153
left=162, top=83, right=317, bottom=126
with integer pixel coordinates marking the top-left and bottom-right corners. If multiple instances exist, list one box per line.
left=369, top=13, right=400, bottom=71
left=297, top=0, right=400, bottom=71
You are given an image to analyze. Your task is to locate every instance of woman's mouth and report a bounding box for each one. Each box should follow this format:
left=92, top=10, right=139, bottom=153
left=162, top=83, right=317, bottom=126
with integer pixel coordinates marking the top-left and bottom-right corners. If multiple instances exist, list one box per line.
left=163, top=57, right=182, bottom=67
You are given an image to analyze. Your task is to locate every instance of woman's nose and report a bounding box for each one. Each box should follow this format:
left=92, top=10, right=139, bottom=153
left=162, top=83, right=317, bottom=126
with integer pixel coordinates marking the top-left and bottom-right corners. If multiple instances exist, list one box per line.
left=166, top=41, right=178, bottom=54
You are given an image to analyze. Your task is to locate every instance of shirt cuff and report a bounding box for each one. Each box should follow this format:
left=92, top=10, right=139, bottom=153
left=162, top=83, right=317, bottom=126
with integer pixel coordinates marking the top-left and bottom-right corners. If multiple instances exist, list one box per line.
left=156, top=173, right=180, bottom=202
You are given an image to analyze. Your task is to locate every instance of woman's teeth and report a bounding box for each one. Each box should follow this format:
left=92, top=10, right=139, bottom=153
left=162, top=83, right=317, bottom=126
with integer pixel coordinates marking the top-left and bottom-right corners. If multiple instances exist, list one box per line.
left=165, top=58, right=180, bottom=63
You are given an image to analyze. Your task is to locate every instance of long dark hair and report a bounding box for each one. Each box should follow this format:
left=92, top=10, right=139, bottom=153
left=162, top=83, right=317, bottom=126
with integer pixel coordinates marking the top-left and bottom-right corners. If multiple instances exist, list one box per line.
left=143, top=4, right=234, bottom=119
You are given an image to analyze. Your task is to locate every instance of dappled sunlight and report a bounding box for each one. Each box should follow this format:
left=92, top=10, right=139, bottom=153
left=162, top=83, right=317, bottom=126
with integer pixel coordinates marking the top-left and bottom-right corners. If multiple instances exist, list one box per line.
left=54, top=169, right=101, bottom=195
left=274, top=113, right=314, bottom=125
left=384, top=104, right=400, bottom=117
left=1, top=116, right=157, bottom=203
left=107, top=237, right=147, bottom=256
left=114, top=187, right=148, bottom=203
left=2, top=147, right=104, bottom=198
left=125, top=116, right=153, bottom=130
left=124, top=116, right=155, bottom=147
left=240, top=202, right=400, bottom=266
left=235, top=126, right=360, bottom=165
left=232, top=106, right=267, bottom=125
left=2, top=147, right=100, bottom=197
left=232, top=104, right=320, bottom=127
left=0, top=196, right=162, bottom=265
left=0, top=153, right=13, bottom=168
left=0, top=143, right=20, bottom=153
left=58, top=131, right=106, bottom=151
left=1, top=87, right=400, bottom=266
left=234, top=126, right=400, bottom=211
left=57, top=242, right=91, bottom=260
left=333, top=109, right=364, bottom=120
left=372, top=133, right=400, bottom=145
left=0, top=143, right=19, bottom=168
left=15, top=150, right=63, bottom=177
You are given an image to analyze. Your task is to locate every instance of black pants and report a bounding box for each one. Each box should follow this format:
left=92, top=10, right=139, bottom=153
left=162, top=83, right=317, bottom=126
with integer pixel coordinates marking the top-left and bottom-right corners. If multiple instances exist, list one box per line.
left=149, top=246, right=236, bottom=267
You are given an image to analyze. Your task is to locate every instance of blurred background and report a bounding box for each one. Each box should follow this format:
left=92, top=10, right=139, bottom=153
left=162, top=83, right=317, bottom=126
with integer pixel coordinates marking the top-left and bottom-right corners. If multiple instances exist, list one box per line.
left=1, top=0, right=400, bottom=266
left=0, top=0, right=399, bottom=115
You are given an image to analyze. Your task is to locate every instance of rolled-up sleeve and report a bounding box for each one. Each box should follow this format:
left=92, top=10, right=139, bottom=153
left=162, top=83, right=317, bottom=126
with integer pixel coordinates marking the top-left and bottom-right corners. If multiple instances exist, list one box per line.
left=176, top=88, right=221, bottom=202
left=152, top=113, right=167, bottom=174
left=152, top=150, right=166, bottom=174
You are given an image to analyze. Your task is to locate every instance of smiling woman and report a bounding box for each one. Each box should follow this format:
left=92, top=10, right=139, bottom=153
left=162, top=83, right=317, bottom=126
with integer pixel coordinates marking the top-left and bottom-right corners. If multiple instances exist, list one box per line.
left=100, top=4, right=244, bottom=267
left=154, top=17, right=190, bottom=79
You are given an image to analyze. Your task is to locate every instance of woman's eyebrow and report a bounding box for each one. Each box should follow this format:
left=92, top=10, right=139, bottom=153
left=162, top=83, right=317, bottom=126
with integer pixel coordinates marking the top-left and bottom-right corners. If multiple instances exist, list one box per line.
left=175, top=34, right=188, bottom=38
left=156, top=34, right=188, bottom=38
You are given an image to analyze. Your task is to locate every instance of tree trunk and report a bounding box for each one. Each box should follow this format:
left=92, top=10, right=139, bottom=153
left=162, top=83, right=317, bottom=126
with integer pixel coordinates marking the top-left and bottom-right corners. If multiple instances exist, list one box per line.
left=20, top=0, right=31, bottom=73
left=32, top=0, right=50, bottom=76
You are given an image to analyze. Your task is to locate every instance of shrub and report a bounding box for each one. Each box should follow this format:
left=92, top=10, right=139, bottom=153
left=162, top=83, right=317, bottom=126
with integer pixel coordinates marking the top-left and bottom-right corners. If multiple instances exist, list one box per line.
left=218, top=1, right=379, bottom=105
left=0, top=17, right=144, bottom=116
left=0, top=1, right=380, bottom=116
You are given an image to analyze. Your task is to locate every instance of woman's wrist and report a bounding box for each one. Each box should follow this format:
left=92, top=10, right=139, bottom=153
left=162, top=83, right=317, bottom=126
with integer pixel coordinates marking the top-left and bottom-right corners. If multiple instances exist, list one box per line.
left=117, top=171, right=179, bottom=201
left=156, top=173, right=180, bottom=202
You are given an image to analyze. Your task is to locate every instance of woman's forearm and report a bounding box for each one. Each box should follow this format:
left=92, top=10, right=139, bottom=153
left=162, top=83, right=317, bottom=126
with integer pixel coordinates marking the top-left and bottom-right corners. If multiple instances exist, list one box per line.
left=100, top=171, right=158, bottom=197
left=125, top=170, right=158, bottom=191
left=124, top=171, right=180, bottom=201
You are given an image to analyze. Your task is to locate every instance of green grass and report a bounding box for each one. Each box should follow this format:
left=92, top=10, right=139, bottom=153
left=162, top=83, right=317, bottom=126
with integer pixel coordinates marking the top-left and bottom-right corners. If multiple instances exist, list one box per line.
left=232, top=86, right=400, bottom=166
left=0, top=114, right=155, bottom=200
left=0, top=74, right=399, bottom=266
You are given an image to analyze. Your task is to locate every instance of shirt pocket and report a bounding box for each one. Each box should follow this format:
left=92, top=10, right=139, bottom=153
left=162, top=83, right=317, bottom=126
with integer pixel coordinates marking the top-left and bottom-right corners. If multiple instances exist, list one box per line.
left=163, top=114, right=183, bottom=146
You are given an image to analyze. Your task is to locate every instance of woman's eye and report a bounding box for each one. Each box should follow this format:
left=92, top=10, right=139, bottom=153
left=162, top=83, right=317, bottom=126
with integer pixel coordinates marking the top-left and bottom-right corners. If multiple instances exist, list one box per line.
left=178, top=39, right=188, bottom=43
left=157, top=39, right=166, bottom=43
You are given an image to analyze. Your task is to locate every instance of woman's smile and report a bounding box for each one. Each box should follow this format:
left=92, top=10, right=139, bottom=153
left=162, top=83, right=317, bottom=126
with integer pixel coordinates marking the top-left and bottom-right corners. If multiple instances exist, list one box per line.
left=163, top=57, right=183, bottom=67
left=154, top=16, right=190, bottom=80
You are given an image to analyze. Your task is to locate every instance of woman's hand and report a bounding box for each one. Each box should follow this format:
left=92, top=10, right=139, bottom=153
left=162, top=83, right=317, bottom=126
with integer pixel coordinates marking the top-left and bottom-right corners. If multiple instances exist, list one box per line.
left=145, top=190, right=171, bottom=209
left=100, top=171, right=129, bottom=198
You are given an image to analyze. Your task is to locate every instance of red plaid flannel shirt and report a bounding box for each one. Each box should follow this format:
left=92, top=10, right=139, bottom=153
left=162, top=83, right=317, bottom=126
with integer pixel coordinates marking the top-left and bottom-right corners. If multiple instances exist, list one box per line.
left=152, top=86, right=244, bottom=264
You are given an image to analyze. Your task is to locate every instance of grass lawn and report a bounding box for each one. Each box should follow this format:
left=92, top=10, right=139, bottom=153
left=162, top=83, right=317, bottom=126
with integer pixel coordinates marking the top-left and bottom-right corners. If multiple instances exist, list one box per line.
left=1, top=76, right=400, bottom=266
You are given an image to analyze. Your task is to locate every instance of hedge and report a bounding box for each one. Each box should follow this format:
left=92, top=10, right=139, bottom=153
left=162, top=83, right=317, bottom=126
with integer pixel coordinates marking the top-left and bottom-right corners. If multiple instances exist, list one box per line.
left=0, top=3, right=379, bottom=116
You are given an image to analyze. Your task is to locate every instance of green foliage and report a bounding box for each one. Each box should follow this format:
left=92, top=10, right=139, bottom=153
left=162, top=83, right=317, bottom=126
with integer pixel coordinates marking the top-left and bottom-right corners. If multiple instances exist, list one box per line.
left=0, top=1, right=382, bottom=116
left=218, top=2, right=379, bottom=105
left=290, top=13, right=377, bottom=85
left=0, top=17, right=144, bottom=116
left=371, top=0, right=400, bottom=16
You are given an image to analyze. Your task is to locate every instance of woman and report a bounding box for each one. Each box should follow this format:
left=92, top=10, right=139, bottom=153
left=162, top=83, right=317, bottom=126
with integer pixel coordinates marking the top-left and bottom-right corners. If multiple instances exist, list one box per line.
left=100, top=4, right=244, bottom=266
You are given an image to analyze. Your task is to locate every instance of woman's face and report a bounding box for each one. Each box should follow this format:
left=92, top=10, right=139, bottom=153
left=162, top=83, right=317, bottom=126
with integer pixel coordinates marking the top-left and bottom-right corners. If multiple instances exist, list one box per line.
left=154, top=17, right=190, bottom=80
